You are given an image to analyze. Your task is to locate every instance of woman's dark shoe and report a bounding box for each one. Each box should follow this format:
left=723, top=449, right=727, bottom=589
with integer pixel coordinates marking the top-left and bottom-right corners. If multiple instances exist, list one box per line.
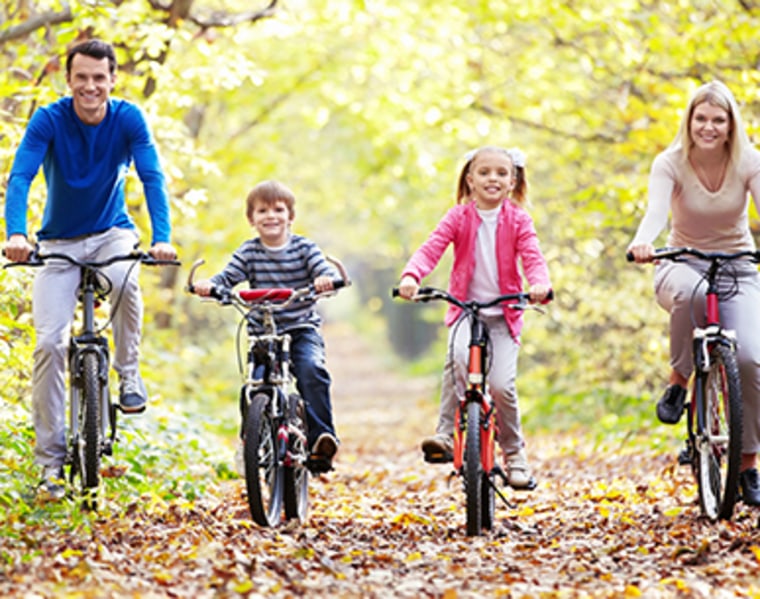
left=656, top=384, right=687, bottom=424
left=740, top=468, right=760, bottom=506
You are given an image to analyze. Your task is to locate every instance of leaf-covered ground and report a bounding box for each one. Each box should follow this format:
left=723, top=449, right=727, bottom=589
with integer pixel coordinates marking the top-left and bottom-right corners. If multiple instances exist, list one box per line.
left=2, top=323, right=760, bottom=598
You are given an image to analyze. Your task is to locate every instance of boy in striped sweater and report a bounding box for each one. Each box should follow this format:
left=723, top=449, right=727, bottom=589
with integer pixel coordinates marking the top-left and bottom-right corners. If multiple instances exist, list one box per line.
left=192, top=180, right=340, bottom=469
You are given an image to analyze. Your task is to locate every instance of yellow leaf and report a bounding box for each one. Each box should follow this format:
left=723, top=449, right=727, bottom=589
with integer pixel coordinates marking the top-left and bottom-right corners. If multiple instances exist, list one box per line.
left=625, top=584, right=642, bottom=597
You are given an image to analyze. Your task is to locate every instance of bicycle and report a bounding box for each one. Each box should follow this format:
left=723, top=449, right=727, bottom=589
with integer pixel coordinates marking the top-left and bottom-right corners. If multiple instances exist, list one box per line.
left=628, top=247, right=758, bottom=520
left=392, top=286, right=552, bottom=536
left=186, top=257, right=350, bottom=527
left=3, top=246, right=180, bottom=509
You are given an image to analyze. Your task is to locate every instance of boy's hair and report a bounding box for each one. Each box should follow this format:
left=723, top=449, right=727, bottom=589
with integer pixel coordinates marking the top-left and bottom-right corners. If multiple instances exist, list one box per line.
left=456, top=146, right=528, bottom=207
left=246, top=180, right=296, bottom=221
left=66, top=40, right=117, bottom=75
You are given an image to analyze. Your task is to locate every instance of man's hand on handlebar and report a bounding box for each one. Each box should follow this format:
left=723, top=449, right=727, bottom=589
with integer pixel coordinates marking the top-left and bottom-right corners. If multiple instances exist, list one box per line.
left=3, top=234, right=34, bottom=263
left=149, top=242, right=177, bottom=262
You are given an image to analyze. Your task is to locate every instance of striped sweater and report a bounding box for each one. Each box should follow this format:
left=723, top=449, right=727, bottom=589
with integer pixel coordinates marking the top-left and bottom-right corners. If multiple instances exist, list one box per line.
left=210, top=234, right=337, bottom=332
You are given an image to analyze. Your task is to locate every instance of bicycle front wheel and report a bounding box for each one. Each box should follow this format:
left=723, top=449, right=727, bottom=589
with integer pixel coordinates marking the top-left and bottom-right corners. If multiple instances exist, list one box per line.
left=244, top=392, right=284, bottom=527
left=284, top=395, right=309, bottom=522
left=465, top=400, right=483, bottom=536
left=695, top=343, right=743, bottom=521
left=79, top=352, right=102, bottom=493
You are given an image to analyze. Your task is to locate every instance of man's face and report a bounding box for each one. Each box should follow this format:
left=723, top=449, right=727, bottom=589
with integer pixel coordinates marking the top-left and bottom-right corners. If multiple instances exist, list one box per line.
left=66, top=53, right=115, bottom=124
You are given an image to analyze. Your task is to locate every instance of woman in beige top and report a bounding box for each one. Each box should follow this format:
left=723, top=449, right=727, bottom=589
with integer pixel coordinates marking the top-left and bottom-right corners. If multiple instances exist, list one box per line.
left=628, top=80, right=760, bottom=506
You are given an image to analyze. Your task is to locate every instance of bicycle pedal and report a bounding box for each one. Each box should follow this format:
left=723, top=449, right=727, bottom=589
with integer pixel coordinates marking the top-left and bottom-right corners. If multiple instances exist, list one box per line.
left=422, top=448, right=453, bottom=464
left=493, top=464, right=508, bottom=485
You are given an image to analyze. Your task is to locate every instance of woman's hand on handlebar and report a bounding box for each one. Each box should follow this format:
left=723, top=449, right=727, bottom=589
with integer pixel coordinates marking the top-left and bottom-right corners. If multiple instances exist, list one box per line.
left=627, top=242, right=655, bottom=263
left=396, top=275, right=419, bottom=300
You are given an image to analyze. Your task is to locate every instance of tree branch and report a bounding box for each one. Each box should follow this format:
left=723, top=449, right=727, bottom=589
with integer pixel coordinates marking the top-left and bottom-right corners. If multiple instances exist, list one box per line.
left=0, top=3, right=73, bottom=45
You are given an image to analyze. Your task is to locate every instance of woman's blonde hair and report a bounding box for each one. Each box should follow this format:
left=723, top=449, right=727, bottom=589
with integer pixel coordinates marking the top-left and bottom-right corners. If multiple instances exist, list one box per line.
left=670, top=80, right=750, bottom=165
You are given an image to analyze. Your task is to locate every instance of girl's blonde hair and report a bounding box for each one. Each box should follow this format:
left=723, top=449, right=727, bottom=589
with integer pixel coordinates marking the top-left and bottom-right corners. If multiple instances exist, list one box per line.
left=670, top=80, right=750, bottom=165
left=456, top=146, right=528, bottom=207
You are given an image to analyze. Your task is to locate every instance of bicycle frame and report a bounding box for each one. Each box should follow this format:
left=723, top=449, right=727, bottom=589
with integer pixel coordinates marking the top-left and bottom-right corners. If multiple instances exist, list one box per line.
left=452, top=311, right=497, bottom=474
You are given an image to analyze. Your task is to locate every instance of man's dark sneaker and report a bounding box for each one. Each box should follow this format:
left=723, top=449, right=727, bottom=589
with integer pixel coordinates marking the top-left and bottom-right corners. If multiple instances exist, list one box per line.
left=656, top=384, right=687, bottom=424
left=421, top=434, right=454, bottom=464
left=119, top=373, right=147, bottom=414
left=740, top=468, right=760, bottom=506
left=38, top=465, right=66, bottom=500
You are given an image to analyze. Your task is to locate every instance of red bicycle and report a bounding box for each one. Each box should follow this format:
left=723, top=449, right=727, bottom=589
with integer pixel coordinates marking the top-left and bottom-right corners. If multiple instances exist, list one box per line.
left=393, top=286, right=551, bottom=535
left=629, top=247, right=754, bottom=520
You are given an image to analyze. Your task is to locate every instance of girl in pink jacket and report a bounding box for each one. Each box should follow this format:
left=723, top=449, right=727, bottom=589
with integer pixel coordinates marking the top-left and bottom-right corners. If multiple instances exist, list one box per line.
left=397, top=146, right=551, bottom=489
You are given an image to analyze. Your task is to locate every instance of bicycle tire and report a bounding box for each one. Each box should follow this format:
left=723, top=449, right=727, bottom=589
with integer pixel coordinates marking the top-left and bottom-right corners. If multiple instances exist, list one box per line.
left=481, top=405, right=497, bottom=531
left=80, top=352, right=102, bottom=492
left=695, top=343, right=743, bottom=521
left=244, top=392, right=284, bottom=526
left=283, top=394, right=309, bottom=522
left=465, top=400, right=483, bottom=536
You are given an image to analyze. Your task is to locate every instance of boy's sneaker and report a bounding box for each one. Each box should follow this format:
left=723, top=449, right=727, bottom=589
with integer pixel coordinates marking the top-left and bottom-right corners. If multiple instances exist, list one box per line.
left=119, top=373, right=147, bottom=414
left=421, top=434, right=454, bottom=463
left=656, top=384, right=686, bottom=424
left=311, top=433, right=338, bottom=461
left=505, top=448, right=537, bottom=490
left=308, top=433, right=338, bottom=474
left=38, top=465, right=66, bottom=500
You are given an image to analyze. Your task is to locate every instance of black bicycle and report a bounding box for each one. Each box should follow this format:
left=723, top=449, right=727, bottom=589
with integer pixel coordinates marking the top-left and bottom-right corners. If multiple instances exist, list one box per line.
left=4, top=247, right=179, bottom=509
left=187, top=258, right=350, bottom=526
left=629, top=247, right=756, bottom=520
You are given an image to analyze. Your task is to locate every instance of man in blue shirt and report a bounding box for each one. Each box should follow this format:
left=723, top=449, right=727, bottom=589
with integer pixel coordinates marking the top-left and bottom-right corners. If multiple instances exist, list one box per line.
left=3, top=39, right=177, bottom=499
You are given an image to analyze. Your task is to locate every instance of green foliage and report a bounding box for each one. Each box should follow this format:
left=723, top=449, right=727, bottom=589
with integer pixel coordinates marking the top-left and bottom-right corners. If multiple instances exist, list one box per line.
left=2, top=0, right=760, bottom=485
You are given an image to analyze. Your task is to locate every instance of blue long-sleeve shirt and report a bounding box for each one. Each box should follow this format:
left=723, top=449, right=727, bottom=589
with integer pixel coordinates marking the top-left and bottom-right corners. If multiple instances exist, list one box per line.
left=5, top=97, right=171, bottom=244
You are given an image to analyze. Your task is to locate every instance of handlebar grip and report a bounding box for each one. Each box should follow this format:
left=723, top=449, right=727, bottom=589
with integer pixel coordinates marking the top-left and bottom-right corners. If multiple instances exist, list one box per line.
left=332, top=279, right=348, bottom=291
left=546, top=289, right=554, bottom=301
left=625, top=251, right=634, bottom=262
left=391, top=287, right=400, bottom=298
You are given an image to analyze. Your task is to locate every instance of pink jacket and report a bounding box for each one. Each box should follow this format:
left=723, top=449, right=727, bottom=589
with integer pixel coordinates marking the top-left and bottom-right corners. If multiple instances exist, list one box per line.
left=401, top=200, right=551, bottom=340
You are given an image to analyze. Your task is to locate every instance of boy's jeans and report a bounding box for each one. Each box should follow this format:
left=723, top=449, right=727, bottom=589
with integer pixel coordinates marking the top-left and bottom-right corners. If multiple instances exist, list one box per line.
left=289, top=326, right=337, bottom=449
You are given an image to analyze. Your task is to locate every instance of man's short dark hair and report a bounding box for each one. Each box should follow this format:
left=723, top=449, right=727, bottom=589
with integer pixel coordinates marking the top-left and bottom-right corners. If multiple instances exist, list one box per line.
left=66, top=40, right=117, bottom=75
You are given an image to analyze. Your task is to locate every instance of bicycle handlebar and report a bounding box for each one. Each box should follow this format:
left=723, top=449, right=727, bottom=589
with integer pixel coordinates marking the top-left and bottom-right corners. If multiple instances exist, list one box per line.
left=3, top=248, right=181, bottom=269
left=185, top=256, right=351, bottom=309
left=391, top=286, right=554, bottom=311
left=626, top=247, right=760, bottom=264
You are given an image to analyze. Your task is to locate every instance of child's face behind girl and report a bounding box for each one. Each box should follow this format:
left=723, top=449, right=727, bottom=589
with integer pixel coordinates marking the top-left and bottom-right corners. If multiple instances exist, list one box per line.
left=465, top=149, right=516, bottom=210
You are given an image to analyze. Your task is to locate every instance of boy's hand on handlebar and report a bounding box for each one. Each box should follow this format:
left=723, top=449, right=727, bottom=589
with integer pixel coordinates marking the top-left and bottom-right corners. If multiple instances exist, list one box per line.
left=627, top=243, right=655, bottom=263
left=528, top=284, right=550, bottom=303
left=192, top=279, right=214, bottom=297
left=3, top=234, right=33, bottom=263
left=397, top=275, right=419, bottom=300
left=149, top=242, right=177, bottom=262
left=313, top=275, right=334, bottom=293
